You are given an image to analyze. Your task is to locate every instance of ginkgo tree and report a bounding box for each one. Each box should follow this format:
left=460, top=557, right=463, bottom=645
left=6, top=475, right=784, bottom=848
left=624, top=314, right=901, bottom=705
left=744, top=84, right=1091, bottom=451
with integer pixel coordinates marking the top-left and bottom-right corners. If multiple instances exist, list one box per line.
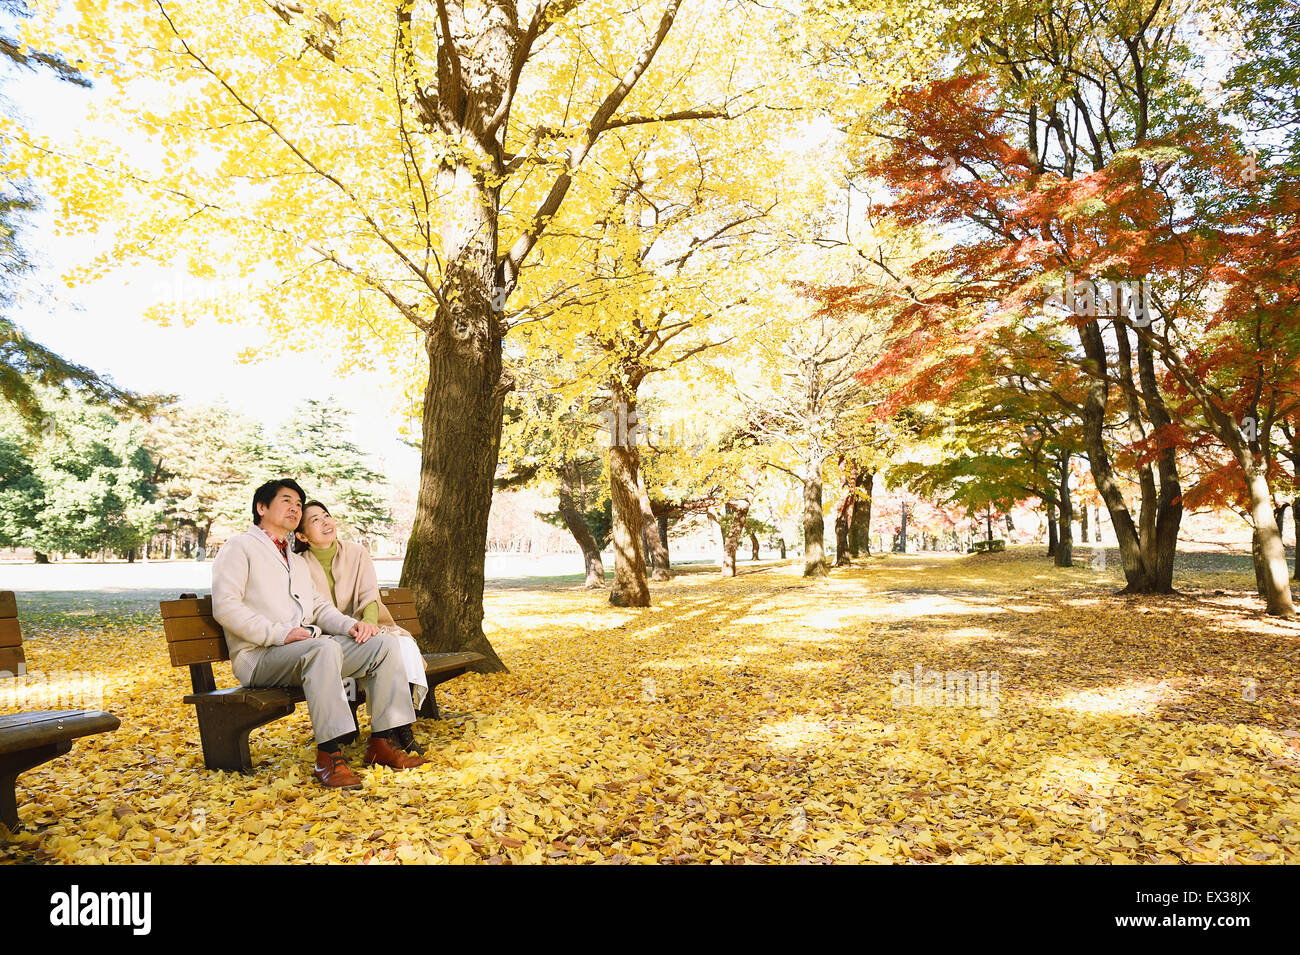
left=15, top=0, right=813, bottom=663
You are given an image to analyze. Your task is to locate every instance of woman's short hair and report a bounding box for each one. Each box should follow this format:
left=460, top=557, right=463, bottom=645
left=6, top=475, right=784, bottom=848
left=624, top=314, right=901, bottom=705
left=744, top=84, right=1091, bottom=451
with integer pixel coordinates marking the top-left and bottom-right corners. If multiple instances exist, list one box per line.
left=292, top=500, right=332, bottom=553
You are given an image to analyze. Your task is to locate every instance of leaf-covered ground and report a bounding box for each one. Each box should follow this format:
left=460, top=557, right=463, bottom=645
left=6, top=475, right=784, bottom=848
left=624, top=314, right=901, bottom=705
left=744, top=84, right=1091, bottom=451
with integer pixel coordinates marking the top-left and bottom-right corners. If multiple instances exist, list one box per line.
left=3, top=546, right=1298, bottom=864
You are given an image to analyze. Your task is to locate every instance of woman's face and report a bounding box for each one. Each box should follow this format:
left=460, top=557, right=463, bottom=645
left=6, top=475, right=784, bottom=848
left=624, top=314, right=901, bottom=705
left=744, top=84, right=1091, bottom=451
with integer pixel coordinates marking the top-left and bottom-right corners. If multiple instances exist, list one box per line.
left=296, top=504, right=337, bottom=549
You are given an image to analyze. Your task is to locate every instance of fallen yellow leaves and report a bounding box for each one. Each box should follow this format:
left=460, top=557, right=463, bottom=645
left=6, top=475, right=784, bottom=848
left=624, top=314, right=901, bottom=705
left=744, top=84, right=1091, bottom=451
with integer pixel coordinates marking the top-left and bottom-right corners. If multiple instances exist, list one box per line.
left=2, top=551, right=1298, bottom=864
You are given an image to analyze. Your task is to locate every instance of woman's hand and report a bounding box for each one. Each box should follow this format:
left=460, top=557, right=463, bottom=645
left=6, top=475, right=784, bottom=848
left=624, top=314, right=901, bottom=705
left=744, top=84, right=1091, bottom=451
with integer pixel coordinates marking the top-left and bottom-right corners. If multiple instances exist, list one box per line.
left=349, top=621, right=379, bottom=643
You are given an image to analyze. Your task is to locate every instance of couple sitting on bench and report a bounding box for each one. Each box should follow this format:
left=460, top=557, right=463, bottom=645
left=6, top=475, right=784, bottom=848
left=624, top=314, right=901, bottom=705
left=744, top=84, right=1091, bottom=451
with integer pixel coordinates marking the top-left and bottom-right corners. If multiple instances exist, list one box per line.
left=211, top=478, right=426, bottom=789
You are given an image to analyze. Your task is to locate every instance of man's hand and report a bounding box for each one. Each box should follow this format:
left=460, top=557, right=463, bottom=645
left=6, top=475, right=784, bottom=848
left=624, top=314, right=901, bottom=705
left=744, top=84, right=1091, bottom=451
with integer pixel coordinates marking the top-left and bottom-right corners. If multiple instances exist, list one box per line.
left=350, top=621, right=379, bottom=643
left=285, top=627, right=313, bottom=643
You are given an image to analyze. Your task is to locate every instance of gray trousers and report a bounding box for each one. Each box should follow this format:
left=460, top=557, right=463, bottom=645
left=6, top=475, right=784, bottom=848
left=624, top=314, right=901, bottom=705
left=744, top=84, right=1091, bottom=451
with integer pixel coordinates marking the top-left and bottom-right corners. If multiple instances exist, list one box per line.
left=244, top=632, right=416, bottom=746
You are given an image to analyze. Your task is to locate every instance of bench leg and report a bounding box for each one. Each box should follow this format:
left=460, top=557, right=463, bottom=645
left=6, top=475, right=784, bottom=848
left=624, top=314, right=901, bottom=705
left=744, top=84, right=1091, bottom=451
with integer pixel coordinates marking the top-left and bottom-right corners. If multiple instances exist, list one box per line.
left=194, top=702, right=295, bottom=773
left=416, top=690, right=440, bottom=721
left=416, top=666, right=471, bottom=720
left=0, top=741, right=72, bottom=830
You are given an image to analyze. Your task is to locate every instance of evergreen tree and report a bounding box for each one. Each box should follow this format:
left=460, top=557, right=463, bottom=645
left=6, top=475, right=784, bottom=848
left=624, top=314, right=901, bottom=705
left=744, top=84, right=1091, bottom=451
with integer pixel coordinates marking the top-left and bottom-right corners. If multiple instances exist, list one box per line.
left=270, top=397, right=390, bottom=539
left=147, top=400, right=266, bottom=555
left=0, top=391, right=160, bottom=558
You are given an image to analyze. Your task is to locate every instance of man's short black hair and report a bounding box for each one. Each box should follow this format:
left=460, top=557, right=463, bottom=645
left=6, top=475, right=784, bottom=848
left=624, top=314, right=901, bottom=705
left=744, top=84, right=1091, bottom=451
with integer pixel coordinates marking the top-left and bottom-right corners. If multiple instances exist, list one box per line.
left=252, top=479, right=306, bottom=525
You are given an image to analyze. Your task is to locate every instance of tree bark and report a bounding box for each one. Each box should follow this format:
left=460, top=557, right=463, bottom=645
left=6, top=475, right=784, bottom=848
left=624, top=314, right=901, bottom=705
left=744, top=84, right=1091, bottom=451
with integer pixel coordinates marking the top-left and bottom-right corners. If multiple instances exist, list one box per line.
left=1252, top=527, right=1268, bottom=595
left=850, top=470, right=873, bottom=556
left=1077, top=319, right=1175, bottom=592
left=1079, top=503, right=1089, bottom=543
left=400, top=287, right=509, bottom=671
left=834, top=488, right=853, bottom=567
left=1244, top=469, right=1295, bottom=615
left=1047, top=503, right=1058, bottom=557
left=33, top=551, right=49, bottom=564
left=1294, top=498, right=1299, bottom=581
left=803, top=453, right=827, bottom=576
left=557, top=460, right=605, bottom=588
left=749, top=530, right=760, bottom=561
left=778, top=537, right=787, bottom=559
left=721, top=500, right=750, bottom=577
left=1134, top=332, right=1182, bottom=591
left=637, top=469, right=670, bottom=581
left=607, top=418, right=651, bottom=606
left=1201, top=403, right=1294, bottom=615
left=657, top=514, right=671, bottom=572
left=1055, top=453, right=1074, bottom=568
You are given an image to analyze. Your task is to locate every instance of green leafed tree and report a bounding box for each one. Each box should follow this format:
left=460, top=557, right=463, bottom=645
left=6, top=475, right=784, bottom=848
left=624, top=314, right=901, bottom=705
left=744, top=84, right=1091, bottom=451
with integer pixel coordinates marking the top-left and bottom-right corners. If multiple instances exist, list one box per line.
left=0, top=390, right=160, bottom=559
left=146, top=399, right=267, bottom=555
left=269, top=397, right=391, bottom=541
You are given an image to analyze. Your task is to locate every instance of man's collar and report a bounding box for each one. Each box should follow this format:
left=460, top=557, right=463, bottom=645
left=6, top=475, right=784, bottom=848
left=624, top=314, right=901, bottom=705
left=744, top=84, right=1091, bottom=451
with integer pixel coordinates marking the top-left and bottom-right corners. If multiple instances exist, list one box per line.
left=248, top=524, right=294, bottom=563
left=260, top=526, right=289, bottom=547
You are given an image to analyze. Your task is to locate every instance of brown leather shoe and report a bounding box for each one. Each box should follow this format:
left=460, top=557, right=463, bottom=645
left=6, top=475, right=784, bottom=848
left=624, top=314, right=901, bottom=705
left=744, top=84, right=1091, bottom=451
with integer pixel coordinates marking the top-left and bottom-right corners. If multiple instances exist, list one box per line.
left=363, top=734, right=429, bottom=770
left=314, top=750, right=363, bottom=789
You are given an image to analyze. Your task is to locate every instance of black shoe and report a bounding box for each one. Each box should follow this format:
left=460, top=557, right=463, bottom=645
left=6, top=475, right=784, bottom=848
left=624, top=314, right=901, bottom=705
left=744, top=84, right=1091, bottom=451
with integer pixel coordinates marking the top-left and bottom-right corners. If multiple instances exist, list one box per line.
left=393, top=724, right=426, bottom=756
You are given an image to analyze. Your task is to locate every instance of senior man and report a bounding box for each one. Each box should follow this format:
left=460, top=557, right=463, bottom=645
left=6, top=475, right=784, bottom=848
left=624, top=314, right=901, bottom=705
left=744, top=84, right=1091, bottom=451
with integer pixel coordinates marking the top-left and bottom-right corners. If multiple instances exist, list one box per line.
left=211, top=478, right=425, bottom=788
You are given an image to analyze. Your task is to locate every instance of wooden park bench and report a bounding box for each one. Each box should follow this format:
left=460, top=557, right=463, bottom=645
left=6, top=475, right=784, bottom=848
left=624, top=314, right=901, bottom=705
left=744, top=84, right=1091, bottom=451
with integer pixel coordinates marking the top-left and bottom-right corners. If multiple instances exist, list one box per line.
left=0, top=591, right=121, bottom=830
left=160, top=587, right=484, bottom=773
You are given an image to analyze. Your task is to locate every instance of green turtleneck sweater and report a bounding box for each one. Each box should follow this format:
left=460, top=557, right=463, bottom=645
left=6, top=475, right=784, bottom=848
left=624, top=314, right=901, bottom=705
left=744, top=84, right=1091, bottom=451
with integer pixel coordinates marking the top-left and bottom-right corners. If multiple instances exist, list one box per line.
left=309, top=542, right=379, bottom=624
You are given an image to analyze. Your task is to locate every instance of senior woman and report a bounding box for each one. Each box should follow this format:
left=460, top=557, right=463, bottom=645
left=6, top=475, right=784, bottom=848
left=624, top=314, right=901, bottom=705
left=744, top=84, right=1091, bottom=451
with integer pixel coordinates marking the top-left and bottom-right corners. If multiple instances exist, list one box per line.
left=294, top=501, right=428, bottom=754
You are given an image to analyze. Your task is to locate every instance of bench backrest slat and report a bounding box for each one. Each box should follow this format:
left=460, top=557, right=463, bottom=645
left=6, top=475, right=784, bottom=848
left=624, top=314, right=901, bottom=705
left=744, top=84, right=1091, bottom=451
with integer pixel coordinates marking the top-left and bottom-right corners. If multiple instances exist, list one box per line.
left=0, top=591, right=25, bottom=674
left=378, top=587, right=421, bottom=637
left=160, top=596, right=230, bottom=666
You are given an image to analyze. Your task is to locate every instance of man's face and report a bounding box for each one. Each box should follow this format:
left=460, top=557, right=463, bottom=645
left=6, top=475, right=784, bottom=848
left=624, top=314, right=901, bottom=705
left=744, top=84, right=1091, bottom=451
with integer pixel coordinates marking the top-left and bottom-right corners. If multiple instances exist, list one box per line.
left=257, top=487, right=303, bottom=534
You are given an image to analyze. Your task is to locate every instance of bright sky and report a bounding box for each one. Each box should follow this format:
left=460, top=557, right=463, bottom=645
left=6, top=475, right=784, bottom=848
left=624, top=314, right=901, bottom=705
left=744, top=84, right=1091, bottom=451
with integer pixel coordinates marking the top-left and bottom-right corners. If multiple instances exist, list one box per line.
left=3, top=52, right=423, bottom=482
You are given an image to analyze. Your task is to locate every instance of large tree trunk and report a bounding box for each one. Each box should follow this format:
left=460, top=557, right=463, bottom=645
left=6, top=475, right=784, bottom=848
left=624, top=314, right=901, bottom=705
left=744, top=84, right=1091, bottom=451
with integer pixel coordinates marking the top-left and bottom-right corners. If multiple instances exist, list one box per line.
left=1252, top=527, right=1268, bottom=595
left=721, top=500, right=750, bottom=577
left=1198, top=402, right=1294, bottom=615
left=1077, top=319, right=1175, bottom=592
left=850, top=470, right=873, bottom=556
left=803, top=458, right=827, bottom=576
left=638, top=469, right=670, bottom=581
left=557, top=460, right=605, bottom=588
left=1134, top=333, right=1182, bottom=591
left=1243, top=469, right=1295, bottom=616
left=834, top=490, right=853, bottom=566
left=400, top=284, right=509, bottom=671
left=833, top=458, right=856, bottom=566
left=1055, top=454, right=1074, bottom=568
left=608, top=419, right=651, bottom=606
left=1047, top=502, right=1058, bottom=557
left=1294, top=498, right=1299, bottom=581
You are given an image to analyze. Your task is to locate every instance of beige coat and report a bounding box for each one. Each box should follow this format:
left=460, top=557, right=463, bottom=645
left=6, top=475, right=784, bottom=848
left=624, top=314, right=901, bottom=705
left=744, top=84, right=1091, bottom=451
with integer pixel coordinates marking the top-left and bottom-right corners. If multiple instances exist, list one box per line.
left=304, top=539, right=427, bottom=707
left=302, top=540, right=407, bottom=634
left=211, top=525, right=359, bottom=685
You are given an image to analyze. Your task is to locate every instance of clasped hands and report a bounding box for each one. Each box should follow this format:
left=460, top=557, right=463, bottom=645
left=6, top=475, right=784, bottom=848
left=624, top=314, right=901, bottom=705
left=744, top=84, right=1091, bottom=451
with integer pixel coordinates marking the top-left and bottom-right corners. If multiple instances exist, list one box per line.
left=285, top=621, right=381, bottom=644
